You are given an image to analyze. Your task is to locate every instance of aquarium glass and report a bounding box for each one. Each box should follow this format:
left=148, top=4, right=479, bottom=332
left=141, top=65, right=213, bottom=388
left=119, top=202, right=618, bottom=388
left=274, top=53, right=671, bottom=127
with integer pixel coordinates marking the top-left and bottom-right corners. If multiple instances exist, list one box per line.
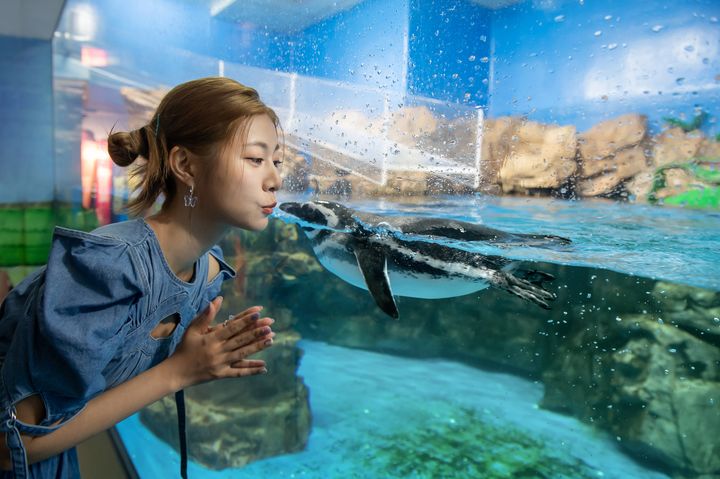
left=0, top=0, right=719, bottom=477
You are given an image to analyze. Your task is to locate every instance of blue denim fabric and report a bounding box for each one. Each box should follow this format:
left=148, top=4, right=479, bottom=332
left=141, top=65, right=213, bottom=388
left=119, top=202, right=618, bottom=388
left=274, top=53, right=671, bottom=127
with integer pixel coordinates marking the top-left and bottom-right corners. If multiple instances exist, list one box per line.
left=0, top=219, right=235, bottom=478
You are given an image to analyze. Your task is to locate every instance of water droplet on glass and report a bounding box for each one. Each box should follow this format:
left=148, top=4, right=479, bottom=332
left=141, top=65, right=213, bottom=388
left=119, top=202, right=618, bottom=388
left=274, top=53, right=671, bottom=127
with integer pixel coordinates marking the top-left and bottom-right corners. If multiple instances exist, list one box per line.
left=684, top=45, right=695, bottom=52
left=615, top=316, right=622, bottom=322
left=468, top=55, right=476, bottom=61
left=554, top=15, right=565, bottom=23
left=594, top=30, right=602, bottom=37
left=604, top=15, right=612, bottom=20
left=480, top=57, right=489, bottom=63
left=702, top=57, right=710, bottom=65
left=607, top=43, right=618, bottom=50
left=651, top=25, right=664, bottom=32
left=676, top=77, right=685, bottom=85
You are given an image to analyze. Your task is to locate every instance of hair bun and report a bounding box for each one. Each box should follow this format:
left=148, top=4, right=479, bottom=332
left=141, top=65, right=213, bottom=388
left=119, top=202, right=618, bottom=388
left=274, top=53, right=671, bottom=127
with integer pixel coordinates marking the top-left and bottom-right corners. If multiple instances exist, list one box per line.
left=107, top=127, right=149, bottom=167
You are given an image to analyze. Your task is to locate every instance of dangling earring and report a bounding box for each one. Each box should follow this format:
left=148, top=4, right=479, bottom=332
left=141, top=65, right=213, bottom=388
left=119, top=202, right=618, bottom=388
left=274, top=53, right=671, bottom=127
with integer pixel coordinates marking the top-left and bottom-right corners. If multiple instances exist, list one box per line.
left=184, top=185, right=198, bottom=208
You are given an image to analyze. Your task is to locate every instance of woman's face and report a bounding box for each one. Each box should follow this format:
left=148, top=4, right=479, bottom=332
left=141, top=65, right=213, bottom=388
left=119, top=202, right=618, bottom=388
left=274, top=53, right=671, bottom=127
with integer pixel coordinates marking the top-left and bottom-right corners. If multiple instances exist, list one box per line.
left=199, top=114, right=282, bottom=231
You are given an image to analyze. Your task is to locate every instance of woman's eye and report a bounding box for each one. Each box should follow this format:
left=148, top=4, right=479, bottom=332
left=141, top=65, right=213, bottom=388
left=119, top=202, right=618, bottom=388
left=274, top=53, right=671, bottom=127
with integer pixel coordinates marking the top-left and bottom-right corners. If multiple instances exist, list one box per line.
left=273, top=160, right=283, bottom=168
left=245, top=158, right=264, bottom=165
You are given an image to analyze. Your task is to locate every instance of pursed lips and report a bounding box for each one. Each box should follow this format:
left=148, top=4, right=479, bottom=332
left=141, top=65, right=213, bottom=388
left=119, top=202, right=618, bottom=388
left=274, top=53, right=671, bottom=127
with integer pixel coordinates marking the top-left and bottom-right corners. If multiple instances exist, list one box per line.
left=261, top=202, right=277, bottom=214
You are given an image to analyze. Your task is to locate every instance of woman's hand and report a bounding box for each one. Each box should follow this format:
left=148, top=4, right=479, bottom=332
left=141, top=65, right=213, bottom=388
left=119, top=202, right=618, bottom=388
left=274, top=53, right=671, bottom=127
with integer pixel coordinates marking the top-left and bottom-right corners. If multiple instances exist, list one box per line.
left=167, top=296, right=275, bottom=390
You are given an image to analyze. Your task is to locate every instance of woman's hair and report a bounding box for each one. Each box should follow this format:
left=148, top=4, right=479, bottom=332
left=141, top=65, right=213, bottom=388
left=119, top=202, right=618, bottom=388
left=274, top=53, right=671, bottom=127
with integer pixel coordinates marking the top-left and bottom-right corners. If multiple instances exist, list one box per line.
left=108, top=77, right=281, bottom=217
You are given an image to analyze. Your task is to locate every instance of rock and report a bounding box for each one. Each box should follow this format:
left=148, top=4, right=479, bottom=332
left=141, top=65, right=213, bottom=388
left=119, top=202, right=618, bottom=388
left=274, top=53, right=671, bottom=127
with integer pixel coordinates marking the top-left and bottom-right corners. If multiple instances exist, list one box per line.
left=653, top=168, right=699, bottom=199
left=542, top=308, right=720, bottom=477
left=652, top=127, right=704, bottom=167
left=481, top=116, right=523, bottom=189
left=609, top=318, right=720, bottom=475
left=625, top=171, right=656, bottom=202
left=698, top=138, right=720, bottom=159
left=331, top=109, right=382, bottom=137
left=386, top=106, right=438, bottom=147
left=498, top=121, right=577, bottom=192
left=281, top=154, right=311, bottom=192
left=139, top=332, right=311, bottom=470
left=578, top=114, right=648, bottom=160
left=384, top=171, right=431, bottom=195
left=577, top=145, right=650, bottom=197
left=651, top=281, right=720, bottom=341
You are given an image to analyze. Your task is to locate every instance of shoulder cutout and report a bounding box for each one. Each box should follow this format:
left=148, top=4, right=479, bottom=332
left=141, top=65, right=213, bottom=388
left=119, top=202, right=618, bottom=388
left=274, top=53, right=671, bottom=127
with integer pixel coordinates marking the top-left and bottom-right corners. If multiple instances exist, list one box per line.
left=207, top=253, right=221, bottom=284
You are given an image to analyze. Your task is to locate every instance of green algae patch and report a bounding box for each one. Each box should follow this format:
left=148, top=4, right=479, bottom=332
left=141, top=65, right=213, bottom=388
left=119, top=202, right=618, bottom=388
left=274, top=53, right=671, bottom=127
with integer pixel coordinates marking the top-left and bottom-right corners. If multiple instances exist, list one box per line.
left=361, top=407, right=599, bottom=479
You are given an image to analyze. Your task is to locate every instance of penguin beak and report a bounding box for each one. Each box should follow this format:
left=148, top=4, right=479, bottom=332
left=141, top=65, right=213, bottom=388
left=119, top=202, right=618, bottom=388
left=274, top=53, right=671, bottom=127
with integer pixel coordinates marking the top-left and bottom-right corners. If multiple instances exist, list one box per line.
left=278, top=202, right=300, bottom=216
left=278, top=202, right=328, bottom=226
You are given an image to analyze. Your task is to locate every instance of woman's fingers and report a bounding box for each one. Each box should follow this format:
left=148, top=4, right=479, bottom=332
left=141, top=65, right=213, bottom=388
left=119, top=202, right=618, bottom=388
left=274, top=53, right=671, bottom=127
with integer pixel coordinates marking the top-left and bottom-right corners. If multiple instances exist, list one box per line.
left=222, top=325, right=274, bottom=352
left=214, top=313, right=273, bottom=342
left=225, top=334, right=274, bottom=364
left=228, top=365, right=268, bottom=377
left=231, top=359, right=266, bottom=369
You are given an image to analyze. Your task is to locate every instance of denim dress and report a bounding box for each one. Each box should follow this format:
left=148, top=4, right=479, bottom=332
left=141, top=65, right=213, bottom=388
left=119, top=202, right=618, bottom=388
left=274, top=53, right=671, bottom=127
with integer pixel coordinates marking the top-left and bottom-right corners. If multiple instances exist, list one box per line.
left=0, top=219, right=235, bottom=478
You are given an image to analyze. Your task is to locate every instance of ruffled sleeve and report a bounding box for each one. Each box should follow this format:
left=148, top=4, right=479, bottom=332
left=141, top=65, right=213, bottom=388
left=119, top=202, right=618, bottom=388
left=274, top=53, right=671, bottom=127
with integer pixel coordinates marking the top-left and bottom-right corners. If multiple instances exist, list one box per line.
left=204, top=244, right=236, bottom=303
left=32, top=227, right=145, bottom=407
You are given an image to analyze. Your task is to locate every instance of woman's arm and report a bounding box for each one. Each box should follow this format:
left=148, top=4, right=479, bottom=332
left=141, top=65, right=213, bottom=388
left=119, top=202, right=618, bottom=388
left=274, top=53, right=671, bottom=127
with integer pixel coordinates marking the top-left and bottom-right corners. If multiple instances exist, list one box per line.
left=6, top=296, right=275, bottom=467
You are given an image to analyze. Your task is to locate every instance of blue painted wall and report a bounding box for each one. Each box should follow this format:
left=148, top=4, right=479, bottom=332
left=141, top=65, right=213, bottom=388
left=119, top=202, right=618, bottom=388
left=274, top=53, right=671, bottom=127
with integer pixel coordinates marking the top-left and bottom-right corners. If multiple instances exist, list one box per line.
left=408, top=0, right=492, bottom=105
left=490, top=0, right=720, bottom=133
left=0, top=36, right=54, bottom=203
left=291, top=0, right=409, bottom=91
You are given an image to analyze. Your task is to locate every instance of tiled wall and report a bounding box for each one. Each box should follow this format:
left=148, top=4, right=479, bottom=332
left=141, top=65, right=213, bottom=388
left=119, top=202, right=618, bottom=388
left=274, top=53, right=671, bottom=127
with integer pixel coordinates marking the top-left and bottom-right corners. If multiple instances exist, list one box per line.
left=0, top=35, right=54, bottom=203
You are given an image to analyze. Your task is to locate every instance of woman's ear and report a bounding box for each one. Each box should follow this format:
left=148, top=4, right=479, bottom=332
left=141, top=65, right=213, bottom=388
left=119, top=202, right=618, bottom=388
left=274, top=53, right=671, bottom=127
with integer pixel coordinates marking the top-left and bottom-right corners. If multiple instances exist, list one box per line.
left=168, top=145, right=195, bottom=187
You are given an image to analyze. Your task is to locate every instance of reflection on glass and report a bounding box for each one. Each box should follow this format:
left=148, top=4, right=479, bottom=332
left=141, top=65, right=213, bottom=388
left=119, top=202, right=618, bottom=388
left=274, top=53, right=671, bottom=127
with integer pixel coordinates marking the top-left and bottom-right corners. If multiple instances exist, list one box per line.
left=0, top=0, right=718, bottom=477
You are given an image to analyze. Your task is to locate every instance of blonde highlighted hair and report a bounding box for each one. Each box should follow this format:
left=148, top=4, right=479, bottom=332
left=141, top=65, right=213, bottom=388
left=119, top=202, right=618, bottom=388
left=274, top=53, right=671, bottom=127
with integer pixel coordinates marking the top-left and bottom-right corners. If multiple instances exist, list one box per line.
left=108, top=77, right=281, bottom=216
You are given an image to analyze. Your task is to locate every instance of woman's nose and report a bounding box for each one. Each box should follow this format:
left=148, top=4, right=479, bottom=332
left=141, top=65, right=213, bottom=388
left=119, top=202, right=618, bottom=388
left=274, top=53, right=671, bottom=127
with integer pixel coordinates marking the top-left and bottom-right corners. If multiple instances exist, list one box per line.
left=266, top=162, right=282, bottom=192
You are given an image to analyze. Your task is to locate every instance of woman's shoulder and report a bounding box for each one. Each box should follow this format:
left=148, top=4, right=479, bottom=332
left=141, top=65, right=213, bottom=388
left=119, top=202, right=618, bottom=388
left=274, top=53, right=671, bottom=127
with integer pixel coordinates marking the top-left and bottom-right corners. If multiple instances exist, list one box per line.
left=206, top=245, right=236, bottom=285
left=47, top=220, right=150, bottom=293
left=52, top=218, right=150, bottom=246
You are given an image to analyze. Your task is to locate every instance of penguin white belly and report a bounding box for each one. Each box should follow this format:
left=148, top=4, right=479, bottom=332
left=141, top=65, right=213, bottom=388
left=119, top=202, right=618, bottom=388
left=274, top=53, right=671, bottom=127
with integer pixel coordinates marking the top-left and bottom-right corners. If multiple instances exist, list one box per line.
left=317, top=254, right=491, bottom=299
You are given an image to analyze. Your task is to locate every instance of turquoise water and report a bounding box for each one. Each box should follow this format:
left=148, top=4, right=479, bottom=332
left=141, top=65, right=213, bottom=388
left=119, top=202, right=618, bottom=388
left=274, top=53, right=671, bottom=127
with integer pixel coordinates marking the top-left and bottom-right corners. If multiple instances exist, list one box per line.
left=274, top=194, right=720, bottom=291
left=116, top=340, right=669, bottom=479
left=115, top=195, right=717, bottom=477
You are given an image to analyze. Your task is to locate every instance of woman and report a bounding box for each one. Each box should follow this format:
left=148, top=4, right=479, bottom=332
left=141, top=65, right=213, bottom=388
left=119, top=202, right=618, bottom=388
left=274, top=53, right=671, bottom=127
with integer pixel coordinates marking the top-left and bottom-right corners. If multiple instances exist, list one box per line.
left=0, top=77, right=282, bottom=478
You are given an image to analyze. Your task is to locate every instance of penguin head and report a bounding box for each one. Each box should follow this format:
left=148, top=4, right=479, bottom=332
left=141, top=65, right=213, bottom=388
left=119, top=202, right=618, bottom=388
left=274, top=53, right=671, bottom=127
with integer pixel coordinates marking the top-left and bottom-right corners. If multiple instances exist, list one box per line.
left=278, top=200, right=354, bottom=229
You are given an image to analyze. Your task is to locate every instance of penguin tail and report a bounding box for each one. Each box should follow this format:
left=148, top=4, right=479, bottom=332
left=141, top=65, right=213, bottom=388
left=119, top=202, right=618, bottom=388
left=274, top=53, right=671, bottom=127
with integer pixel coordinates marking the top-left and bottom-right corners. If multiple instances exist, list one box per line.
left=495, top=272, right=556, bottom=309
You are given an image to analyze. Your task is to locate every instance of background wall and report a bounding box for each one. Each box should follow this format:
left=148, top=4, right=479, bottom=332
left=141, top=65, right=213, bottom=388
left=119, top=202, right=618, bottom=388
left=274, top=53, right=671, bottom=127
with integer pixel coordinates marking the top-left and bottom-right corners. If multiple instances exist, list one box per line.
left=1, top=0, right=719, bottom=203
left=0, top=36, right=54, bottom=202
left=490, top=0, right=720, bottom=132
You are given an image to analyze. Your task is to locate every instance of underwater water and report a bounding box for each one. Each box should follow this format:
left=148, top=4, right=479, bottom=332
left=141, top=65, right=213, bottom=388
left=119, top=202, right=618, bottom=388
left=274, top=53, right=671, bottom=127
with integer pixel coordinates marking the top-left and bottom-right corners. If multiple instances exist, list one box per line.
left=117, top=340, right=670, bottom=479
left=116, top=195, right=719, bottom=479
left=273, top=194, right=720, bottom=291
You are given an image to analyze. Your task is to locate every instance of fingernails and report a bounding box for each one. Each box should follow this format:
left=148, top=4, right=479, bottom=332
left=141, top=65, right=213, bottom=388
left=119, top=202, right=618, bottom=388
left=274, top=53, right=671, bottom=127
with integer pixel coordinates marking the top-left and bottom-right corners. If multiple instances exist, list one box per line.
left=261, top=368, right=268, bottom=374
left=264, top=339, right=273, bottom=346
left=250, top=313, right=260, bottom=321
left=261, top=327, right=271, bottom=335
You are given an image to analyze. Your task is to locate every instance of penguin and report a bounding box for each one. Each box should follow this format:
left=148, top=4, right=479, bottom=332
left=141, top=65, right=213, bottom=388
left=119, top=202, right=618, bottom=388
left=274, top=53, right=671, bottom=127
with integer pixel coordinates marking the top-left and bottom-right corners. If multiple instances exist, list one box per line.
left=278, top=200, right=570, bottom=318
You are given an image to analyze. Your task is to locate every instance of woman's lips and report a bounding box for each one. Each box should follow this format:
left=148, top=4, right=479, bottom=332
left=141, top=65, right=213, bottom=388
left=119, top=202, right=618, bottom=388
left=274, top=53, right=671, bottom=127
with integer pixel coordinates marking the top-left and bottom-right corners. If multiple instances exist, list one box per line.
left=261, top=202, right=277, bottom=215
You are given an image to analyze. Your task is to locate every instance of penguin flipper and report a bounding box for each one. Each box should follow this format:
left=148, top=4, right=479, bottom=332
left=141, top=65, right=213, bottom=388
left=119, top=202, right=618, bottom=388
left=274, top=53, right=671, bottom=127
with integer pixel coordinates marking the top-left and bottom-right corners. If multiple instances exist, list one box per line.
left=354, top=248, right=399, bottom=319
left=495, top=272, right=556, bottom=309
left=517, top=269, right=555, bottom=286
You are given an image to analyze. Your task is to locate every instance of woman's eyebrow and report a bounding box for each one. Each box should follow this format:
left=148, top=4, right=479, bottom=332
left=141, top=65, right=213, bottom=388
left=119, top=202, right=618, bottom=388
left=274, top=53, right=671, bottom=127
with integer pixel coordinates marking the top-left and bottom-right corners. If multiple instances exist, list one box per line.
left=246, top=141, right=280, bottom=151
